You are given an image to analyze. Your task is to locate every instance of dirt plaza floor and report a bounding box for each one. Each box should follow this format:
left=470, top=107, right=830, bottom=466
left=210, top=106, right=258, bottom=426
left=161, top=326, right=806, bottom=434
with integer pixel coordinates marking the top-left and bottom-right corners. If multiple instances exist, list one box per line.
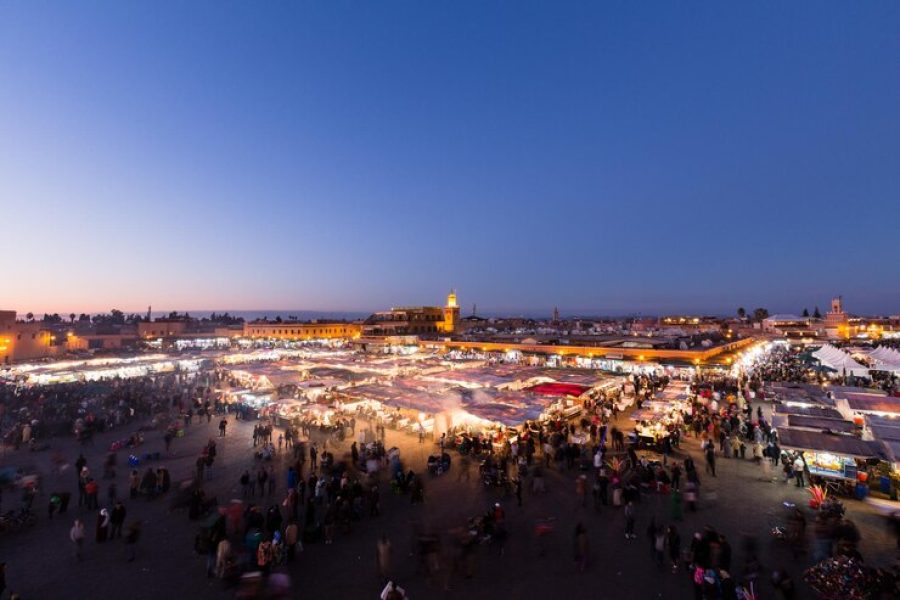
left=0, top=401, right=896, bottom=599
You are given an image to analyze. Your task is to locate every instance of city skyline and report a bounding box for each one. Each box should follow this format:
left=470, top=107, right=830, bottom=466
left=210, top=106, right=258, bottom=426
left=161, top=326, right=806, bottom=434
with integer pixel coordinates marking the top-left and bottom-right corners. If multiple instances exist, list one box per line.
left=6, top=293, right=897, bottom=321
left=3, top=3, right=900, bottom=315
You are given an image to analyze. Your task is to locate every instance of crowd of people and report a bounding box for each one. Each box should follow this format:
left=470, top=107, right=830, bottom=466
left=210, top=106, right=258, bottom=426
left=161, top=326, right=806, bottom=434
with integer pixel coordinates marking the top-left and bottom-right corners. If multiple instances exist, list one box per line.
left=2, top=348, right=899, bottom=599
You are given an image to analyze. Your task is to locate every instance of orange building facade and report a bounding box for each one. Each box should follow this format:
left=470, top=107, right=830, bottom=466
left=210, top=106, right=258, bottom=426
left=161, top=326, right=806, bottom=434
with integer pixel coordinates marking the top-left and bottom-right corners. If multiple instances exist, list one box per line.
left=242, top=321, right=362, bottom=340
left=0, top=311, right=57, bottom=364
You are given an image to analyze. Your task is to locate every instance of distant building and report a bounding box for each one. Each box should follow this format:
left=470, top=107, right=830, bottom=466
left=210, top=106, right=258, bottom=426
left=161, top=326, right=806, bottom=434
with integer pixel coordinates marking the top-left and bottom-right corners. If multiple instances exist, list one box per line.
left=139, top=317, right=244, bottom=340
left=762, top=314, right=810, bottom=333
left=243, top=321, right=361, bottom=340
left=137, top=319, right=190, bottom=339
left=363, top=291, right=461, bottom=336
left=658, top=316, right=722, bottom=335
left=0, top=311, right=56, bottom=363
left=66, top=333, right=137, bottom=351
left=459, top=314, right=490, bottom=333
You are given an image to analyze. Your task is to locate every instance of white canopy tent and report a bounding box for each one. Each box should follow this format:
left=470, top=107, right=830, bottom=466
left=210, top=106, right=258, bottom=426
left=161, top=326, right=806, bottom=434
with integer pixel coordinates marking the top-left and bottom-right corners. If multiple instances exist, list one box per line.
left=812, top=344, right=870, bottom=378
left=866, top=346, right=900, bottom=374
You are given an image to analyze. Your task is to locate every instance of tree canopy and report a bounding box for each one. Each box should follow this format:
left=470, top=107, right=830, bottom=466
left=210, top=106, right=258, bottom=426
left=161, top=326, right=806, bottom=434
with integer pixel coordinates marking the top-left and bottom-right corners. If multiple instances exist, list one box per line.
left=752, top=308, right=769, bottom=321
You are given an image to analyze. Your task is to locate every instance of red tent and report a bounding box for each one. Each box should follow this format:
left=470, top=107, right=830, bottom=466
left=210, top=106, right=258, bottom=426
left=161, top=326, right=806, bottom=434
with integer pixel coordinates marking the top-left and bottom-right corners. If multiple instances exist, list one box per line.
left=525, top=383, right=589, bottom=397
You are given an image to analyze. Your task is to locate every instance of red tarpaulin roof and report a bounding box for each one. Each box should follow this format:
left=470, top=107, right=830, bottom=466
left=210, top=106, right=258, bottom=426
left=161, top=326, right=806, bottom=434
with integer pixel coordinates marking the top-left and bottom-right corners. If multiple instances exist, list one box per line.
left=526, top=382, right=589, bottom=397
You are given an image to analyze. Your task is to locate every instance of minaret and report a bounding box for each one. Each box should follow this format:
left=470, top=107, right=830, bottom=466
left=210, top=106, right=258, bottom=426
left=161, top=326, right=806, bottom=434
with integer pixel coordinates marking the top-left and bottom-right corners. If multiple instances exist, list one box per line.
left=147, top=305, right=152, bottom=322
left=831, top=296, right=843, bottom=314
left=824, top=295, right=849, bottom=339
left=553, top=306, right=560, bottom=323
left=442, top=290, right=460, bottom=333
left=446, top=289, right=457, bottom=308
left=472, top=303, right=477, bottom=316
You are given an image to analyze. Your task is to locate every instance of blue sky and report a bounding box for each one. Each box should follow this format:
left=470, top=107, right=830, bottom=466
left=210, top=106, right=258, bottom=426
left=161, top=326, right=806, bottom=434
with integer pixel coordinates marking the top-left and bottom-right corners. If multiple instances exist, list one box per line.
left=2, top=2, right=899, bottom=316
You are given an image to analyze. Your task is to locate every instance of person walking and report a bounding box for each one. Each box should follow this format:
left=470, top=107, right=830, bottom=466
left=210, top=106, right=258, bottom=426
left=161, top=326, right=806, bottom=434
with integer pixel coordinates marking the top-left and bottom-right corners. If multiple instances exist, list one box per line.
left=457, top=455, right=471, bottom=482
left=666, top=525, right=681, bottom=573
left=256, top=468, right=268, bottom=498
left=575, top=475, right=587, bottom=507
left=284, top=521, right=299, bottom=563
left=110, top=501, right=126, bottom=539
left=684, top=481, right=698, bottom=512
left=671, top=464, right=682, bottom=491
left=70, top=519, right=86, bottom=561
left=574, top=523, right=589, bottom=572
left=96, top=508, right=110, bottom=543
left=670, top=489, right=683, bottom=521
left=125, top=521, right=141, bottom=561
left=653, top=526, right=666, bottom=568
left=376, top=533, right=392, bottom=582
left=240, top=471, right=251, bottom=499
left=218, top=418, right=227, bottom=437
left=624, top=501, right=636, bottom=539
left=597, top=469, right=609, bottom=506
left=793, top=455, right=805, bottom=488
left=215, top=538, right=232, bottom=577
left=85, top=479, right=99, bottom=510
left=705, top=445, right=717, bottom=478
left=129, top=470, right=139, bottom=499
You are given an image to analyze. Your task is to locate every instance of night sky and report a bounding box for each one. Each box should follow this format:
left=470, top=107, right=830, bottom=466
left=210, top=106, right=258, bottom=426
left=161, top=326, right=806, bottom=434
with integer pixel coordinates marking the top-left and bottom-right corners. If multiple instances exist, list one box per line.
left=2, top=2, right=899, bottom=316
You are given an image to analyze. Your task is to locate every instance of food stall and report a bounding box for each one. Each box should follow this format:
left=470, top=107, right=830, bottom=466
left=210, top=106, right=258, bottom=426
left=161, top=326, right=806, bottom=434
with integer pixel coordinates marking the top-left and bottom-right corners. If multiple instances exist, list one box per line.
left=865, top=415, right=900, bottom=499
left=263, top=399, right=310, bottom=426
left=777, top=428, right=882, bottom=496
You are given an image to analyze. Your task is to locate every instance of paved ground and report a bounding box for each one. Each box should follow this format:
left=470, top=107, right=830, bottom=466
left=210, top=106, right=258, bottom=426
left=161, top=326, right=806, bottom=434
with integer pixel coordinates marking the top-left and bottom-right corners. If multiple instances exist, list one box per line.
left=0, top=402, right=896, bottom=599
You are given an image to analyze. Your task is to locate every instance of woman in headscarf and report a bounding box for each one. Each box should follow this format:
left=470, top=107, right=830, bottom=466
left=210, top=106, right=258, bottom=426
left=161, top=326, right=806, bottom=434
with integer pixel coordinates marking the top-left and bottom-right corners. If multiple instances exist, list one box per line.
left=96, top=508, right=110, bottom=542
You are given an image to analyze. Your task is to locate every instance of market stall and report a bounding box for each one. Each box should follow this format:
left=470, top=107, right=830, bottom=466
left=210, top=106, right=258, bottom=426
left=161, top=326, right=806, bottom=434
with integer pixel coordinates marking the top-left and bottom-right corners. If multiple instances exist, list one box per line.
left=630, top=404, right=684, bottom=445
left=812, top=345, right=870, bottom=378
left=773, top=404, right=844, bottom=420
left=777, top=428, right=882, bottom=496
left=770, top=414, right=857, bottom=435
left=525, top=382, right=590, bottom=397
left=836, top=394, right=900, bottom=424
left=4, top=355, right=207, bottom=386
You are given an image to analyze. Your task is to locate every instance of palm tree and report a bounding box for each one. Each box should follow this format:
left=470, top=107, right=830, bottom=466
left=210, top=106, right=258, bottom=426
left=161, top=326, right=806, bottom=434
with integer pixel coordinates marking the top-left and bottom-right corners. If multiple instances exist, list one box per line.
left=26, top=312, right=34, bottom=322
left=736, top=307, right=746, bottom=319
left=69, top=313, right=76, bottom=323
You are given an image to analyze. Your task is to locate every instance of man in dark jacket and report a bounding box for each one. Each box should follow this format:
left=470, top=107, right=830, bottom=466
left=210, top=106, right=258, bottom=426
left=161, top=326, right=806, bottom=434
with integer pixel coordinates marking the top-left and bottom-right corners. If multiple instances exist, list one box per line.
left=110, top=501, right=127, bottom=539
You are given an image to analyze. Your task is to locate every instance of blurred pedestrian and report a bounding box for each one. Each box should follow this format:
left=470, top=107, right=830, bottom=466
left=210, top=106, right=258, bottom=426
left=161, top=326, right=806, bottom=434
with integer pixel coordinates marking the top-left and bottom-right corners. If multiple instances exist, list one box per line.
left=70, top=519, right=85, bottom=561
left=376, top=533, right=392, bottom=582
left=125, top=521, right=141, bottom=561
left=574, top=523, right=589, bottom=572
left=624, top=501, right=636, bottom=539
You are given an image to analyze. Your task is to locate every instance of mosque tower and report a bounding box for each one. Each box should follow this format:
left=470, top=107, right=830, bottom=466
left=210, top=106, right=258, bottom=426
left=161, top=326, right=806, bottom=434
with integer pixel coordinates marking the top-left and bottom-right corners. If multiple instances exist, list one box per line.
left=442, top=290, right=460, bottom=333
left=824, top=295, right=849, bottom=338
